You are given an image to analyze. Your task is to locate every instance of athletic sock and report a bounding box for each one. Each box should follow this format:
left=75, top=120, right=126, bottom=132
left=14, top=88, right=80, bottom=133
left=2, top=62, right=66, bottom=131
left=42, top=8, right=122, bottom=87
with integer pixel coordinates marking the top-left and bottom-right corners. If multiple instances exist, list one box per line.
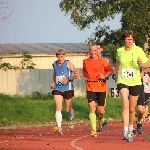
left=124, top=127, right=129, bottom=135
left=129, top=125, right=133, bottom=132
left=68, top=108, right=74, bottom=120
left=89, top=113, right=96, bottom=131
left=55, top=111, right=62, bottom=127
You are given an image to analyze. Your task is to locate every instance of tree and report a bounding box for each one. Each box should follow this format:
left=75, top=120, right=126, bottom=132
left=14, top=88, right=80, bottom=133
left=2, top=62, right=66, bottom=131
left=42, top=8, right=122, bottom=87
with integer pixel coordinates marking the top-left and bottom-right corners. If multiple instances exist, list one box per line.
left=59, top=0, right=150, bottom=62
left=0, top=0, right=16, bottom=28
left=0, top=52, right=36, bottom=71
left=19, top=51, right=36, bottom=69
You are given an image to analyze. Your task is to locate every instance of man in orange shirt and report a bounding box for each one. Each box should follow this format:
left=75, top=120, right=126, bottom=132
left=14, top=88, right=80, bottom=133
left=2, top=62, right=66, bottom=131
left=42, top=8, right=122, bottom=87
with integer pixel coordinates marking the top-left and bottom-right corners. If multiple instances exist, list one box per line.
left=82, top=44, right=114, bottom=137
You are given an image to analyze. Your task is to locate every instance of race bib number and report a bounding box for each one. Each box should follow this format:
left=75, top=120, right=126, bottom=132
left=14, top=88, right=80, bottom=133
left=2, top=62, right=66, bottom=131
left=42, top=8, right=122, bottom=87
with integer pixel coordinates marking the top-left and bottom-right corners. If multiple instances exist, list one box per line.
left=56, top=75, right=65, bottom=84
left=122, top=68, right=135, bottom=78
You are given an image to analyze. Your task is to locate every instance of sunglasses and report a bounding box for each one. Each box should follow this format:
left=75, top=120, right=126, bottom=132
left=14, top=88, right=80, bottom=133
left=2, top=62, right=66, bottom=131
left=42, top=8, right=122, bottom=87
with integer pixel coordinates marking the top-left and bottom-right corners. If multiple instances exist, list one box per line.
left=56, top=53, right=65, bottom=56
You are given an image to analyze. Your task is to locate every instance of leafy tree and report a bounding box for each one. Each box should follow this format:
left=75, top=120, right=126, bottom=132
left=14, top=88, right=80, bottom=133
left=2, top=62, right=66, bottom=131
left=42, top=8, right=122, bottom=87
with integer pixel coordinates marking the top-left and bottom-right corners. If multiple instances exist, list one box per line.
left=59, top=0, right=150, bottom=62
left=19, top=52, right=36, bottom=69
left=0, top=52, right=36, bottom=71
left=0, top=1, right=16, bottom=28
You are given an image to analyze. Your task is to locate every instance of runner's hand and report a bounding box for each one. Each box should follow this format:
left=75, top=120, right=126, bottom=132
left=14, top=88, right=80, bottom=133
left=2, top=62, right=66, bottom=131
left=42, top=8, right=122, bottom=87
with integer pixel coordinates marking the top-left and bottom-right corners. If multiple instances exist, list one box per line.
left=98, top=74, right=106, bottom=80
left=74, top=72, right=83, bottom=78
left=50, top=82, right=55, bottom=89
left=61, top=77, right=69, bottom=84
left=137, top=57, right=142, bottom=67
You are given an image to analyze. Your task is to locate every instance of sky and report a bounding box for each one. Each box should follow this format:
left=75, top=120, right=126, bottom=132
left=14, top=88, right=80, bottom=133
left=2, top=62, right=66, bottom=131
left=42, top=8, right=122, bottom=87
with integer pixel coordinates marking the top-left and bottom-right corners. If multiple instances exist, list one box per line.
left=0, top=0, right=121, bottom=44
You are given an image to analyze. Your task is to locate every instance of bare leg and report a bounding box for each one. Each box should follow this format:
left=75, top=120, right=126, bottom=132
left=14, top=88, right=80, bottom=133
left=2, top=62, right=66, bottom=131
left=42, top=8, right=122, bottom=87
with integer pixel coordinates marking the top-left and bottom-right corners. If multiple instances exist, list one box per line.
left=120, top=88, right=129, bottom=135
left=137, top=105, right=145, bottom=122
left=129, top=95, right=138, bottom=130
left=64, top=98, right=74, bottom=128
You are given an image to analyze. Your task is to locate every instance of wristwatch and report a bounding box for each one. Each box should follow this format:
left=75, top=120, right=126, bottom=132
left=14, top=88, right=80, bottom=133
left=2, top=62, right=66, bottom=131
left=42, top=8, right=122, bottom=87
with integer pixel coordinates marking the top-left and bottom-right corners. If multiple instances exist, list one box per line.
left=68, top=78, right=72, bottom=82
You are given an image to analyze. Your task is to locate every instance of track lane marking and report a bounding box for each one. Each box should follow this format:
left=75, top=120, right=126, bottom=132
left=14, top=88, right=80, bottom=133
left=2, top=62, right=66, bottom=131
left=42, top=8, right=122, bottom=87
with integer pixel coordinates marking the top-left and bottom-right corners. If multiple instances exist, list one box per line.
left=71, top=128, right=123, bottom=150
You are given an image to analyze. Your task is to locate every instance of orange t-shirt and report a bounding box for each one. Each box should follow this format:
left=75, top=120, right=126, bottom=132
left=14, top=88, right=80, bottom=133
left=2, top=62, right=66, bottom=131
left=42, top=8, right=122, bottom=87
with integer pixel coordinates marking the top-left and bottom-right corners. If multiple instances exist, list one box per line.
left=83, top=57, right=114, bottom=92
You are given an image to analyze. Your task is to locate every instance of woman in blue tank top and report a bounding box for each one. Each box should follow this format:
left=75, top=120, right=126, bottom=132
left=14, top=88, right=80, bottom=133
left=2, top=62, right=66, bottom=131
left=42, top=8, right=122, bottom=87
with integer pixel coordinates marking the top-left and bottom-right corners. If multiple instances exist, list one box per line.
left=50, top=48, right=78, bottom=136
left=53, top=59, right=74, bottom=92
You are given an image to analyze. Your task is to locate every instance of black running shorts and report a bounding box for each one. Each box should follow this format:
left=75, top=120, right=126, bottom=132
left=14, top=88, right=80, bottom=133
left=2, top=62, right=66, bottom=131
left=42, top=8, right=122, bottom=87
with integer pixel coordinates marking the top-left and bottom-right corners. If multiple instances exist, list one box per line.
left=117, top=83, right=142, bottom=96
left=52, top=90, right=74, bottom=99
left=87, top=91, right=107, bottom=106
left=137, top=86, right=145, bottom=106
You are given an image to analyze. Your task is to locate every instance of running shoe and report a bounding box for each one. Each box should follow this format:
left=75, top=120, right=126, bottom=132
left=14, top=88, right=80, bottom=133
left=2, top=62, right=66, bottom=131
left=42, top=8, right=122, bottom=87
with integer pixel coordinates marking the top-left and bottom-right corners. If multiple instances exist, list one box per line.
left=122, top=133, right=128, bottom=140
left=54, top=127, right=63, bottom=135
left=122, top=129, right=136, bottom=140
left=137, top=123, right=143, bottom=134
left=127, top=131, right=134, bottom=142
left=90, top=131, right=97, bottom=137
left=97, top=117, right=107, bottom=132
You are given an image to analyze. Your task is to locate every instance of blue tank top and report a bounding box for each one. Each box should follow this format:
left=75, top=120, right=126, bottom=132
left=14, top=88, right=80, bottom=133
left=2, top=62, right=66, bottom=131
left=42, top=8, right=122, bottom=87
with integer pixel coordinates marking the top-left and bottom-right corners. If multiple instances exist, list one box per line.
left=53, top=60, right=74, bottom=92
left=101, top=55, right=109, bottom=61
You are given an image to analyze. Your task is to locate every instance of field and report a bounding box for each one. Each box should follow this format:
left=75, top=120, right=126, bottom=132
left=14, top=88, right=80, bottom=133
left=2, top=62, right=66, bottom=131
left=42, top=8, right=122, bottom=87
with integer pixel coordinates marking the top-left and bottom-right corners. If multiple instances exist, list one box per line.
left=0, top=93, right=149, bottom=126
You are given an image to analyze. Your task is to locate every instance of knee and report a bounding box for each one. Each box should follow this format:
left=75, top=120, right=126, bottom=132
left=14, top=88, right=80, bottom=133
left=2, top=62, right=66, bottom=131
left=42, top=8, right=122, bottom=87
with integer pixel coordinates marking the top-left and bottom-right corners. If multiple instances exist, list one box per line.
left=97, top=106, right=105, bottom=114
left=122, top=105, right=129, bottom=111
left=97, top=110, right=104, bottom=115
left=129, top=110, right=135, bottom=114
left=56, top=107, right=61, bottom=111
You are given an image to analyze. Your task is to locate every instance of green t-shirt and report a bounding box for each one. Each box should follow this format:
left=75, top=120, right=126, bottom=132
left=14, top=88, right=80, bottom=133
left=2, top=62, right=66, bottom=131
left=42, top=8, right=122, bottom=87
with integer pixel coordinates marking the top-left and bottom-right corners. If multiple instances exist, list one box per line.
left=116, top=46, right=149, bottom=86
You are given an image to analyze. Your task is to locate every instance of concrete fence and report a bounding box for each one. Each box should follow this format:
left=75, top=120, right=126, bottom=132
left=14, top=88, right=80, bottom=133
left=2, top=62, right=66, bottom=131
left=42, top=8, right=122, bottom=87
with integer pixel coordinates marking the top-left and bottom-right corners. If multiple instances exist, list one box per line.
left=0, top=69, right=118, bottom=97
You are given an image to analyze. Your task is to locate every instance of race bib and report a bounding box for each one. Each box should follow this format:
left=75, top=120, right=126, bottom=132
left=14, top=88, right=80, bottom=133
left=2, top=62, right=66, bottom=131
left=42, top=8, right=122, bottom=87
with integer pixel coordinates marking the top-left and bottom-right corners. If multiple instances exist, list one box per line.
left=144, top=84, right=149, bottom=91
left=56, top=75, right=65, bottom=84
left=122, top=68, right=135, bottom=78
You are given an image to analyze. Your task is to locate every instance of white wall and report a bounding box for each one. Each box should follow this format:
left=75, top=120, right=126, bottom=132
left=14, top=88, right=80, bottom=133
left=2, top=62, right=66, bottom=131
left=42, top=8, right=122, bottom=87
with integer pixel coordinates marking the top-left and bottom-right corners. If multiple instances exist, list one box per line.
left=1, top=54, right=88, bottom=69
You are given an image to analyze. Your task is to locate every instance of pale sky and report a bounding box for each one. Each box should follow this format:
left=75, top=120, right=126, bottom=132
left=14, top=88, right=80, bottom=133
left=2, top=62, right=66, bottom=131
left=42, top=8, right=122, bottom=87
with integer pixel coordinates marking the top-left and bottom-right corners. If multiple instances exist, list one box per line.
left=0, top=0, right=121, bottom=44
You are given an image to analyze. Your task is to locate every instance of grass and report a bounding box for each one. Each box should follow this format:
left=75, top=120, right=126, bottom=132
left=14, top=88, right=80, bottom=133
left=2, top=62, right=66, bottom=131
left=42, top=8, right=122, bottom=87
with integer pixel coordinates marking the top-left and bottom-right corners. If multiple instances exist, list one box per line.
left=0, top=93, right=150, bottom=127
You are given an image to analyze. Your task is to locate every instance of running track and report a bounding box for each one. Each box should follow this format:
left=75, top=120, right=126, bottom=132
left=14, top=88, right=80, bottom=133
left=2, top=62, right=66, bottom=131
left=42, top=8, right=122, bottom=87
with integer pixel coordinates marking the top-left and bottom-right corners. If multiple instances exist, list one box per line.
left=0, top=122, right=150, bottom=150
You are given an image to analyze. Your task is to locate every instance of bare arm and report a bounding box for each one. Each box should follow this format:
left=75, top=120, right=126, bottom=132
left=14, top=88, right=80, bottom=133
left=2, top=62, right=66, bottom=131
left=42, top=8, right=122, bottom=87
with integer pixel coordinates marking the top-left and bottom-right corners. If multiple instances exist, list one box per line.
left=50, top=72, right=56, bottom=89
left=142, top=61, right=149, bottom=71
left=137, top=58, right=149, bottom=69
left=67, top=61, right=76, bottom=72
left=115, top=60, right=120, bottom=83
left=67, top=61, right=79, bottom=80
left=50, top=63, right=55, bottom=89
left=98, top=62, right=114, bottom=80
left=105, top=63, right=114, bottom=78
left=52, top=72, right=56, bottom=82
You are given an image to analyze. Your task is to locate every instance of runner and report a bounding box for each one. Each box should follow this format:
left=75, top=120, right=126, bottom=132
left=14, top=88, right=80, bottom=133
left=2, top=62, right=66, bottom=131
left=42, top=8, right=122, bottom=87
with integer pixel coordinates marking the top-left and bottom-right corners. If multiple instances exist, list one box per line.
left=50, top=48, right=78, bottom=135
left=115, top=30, right=149, bottom=142
left=142, top=70, right=150, bottom=123
left=82, top=44, right=114, bottom=137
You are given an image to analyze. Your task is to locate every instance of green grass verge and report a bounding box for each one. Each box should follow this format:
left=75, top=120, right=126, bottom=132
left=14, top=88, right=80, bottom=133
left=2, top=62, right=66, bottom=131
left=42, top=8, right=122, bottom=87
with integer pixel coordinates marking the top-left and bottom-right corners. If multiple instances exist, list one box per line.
left=0, top=93, right=149, bottom=126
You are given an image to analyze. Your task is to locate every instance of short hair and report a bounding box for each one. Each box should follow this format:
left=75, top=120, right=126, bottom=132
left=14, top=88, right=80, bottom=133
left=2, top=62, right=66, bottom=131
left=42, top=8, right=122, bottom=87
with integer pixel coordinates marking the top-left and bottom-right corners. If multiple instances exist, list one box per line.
left=56, top=48, right=65, bottom=54
left=89, top=42, right=103, bottom=50
left=121, top=30, right=136, bottom=41
left=96, top=42, right=103, bottom=48
left=89, top=44, right=97, bottom=51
